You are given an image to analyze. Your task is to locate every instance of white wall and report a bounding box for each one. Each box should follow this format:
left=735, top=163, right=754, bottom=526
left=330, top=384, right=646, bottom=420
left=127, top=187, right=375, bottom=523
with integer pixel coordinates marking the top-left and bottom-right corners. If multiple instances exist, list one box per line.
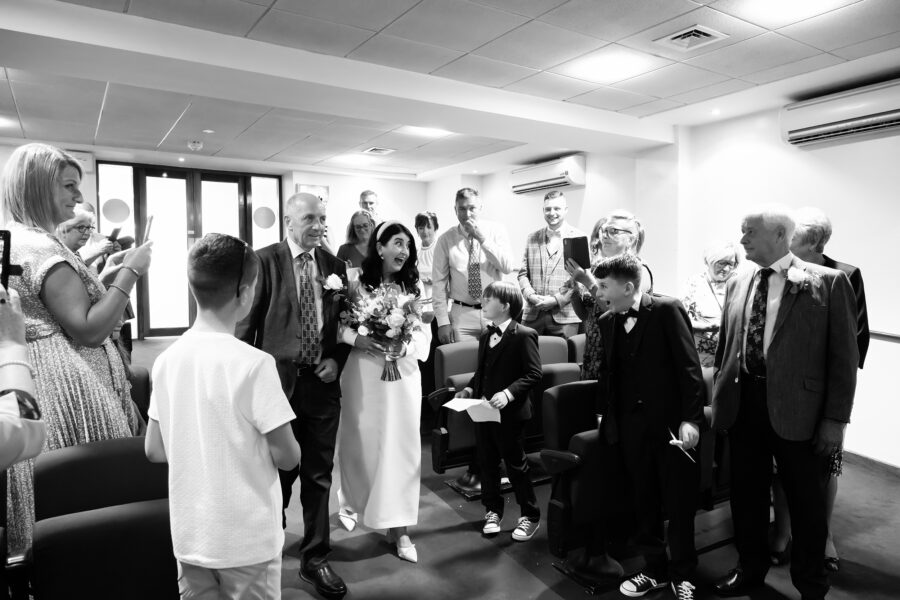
left=668, top=109, right=900, bottom=467
left=288, top=170, right=428, bottom=247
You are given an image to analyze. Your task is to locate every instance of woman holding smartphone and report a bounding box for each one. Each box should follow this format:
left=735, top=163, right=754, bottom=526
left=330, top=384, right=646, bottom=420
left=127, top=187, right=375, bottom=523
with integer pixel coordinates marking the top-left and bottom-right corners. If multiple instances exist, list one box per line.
left=0, top=143, right=152, bottom=555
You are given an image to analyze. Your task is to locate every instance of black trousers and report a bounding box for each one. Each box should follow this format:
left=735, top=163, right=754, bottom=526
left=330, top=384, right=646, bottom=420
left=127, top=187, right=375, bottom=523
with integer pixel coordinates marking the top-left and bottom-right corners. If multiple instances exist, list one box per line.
left=280, top=374, right=341, bottom=568
left=619, top=412, right=699, bottom=582
left=729, top=376, right=829, bottom=598
left=475, top=419, right=540, bottom=520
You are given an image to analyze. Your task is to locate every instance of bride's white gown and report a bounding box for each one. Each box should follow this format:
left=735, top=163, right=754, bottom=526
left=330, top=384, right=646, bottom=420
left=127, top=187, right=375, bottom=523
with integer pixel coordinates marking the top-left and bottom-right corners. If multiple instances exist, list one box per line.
left=337, top=284, right=430, bottom=529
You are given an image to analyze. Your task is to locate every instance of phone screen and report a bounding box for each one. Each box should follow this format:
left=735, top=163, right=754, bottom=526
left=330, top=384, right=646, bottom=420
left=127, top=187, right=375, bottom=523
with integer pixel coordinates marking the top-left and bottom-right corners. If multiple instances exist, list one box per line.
left=1, top=229, right=10, bottom=289
left=563, top=236, right=591, bottom=270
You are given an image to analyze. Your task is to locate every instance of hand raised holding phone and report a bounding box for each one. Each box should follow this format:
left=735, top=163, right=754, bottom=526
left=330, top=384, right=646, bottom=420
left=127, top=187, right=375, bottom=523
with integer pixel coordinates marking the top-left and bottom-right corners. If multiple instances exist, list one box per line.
left=122, top=241, right=153, bottom=276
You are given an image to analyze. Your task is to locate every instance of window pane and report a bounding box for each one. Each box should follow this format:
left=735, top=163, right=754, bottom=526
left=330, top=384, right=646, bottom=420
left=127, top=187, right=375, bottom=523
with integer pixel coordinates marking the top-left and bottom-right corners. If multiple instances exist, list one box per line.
left=146, top=176, right=189, bottom=329
left=97, top=163, right=135, bottom=240
left=201, top=180, right=240, bottom=238
left=250, top=176, right=280, bottom=249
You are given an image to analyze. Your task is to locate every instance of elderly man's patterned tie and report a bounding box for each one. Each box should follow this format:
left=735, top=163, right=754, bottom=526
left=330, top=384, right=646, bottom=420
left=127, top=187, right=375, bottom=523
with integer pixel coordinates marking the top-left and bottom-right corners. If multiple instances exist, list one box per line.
left=745, top=267, right=773, bottom=376
left=295, top=253, right=318, bottom=365
left=467, top=237, right=482, bottom=300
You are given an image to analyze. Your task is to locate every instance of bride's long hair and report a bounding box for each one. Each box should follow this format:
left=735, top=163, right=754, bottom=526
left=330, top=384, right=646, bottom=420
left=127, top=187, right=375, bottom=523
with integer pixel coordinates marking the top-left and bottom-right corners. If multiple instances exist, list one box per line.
left=359, top=221, right=420, bottom=295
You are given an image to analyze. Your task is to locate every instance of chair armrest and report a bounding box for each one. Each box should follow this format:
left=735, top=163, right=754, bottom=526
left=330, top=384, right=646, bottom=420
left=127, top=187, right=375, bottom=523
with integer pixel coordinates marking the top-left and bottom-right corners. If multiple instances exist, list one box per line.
left=427, top=387, right=456, bottom=412
left=540, top=449, right=582, bottom=475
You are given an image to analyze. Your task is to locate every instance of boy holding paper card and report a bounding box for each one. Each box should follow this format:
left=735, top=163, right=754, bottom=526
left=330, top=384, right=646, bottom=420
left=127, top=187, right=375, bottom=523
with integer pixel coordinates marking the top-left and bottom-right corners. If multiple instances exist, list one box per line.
left=454, top=281, right=542, bottom=541
left=589, top=254, right=703, bottom=600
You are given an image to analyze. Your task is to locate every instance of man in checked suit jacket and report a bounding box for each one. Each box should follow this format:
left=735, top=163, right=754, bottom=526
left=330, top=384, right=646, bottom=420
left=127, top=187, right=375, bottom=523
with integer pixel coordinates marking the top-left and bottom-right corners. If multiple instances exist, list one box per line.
left=711, top=206, right=858, bottom=600
left=237, top=193, right=351, bottom=599
left=517, top=190, right=586, bottom=338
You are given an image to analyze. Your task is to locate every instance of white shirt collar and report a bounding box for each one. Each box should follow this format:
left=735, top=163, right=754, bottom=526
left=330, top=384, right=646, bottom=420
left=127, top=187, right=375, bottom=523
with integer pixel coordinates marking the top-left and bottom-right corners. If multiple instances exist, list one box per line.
left=762, top=252, right=794, bottom=274
left=492, top=318, right=512, bottom=334
left=286, top=236, right=315, bottom=261
left=545, top=225, right=565, bottom=239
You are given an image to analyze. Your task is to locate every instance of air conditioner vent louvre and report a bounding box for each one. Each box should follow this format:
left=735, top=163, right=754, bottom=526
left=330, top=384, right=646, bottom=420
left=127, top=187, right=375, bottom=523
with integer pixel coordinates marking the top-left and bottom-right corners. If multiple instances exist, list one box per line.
left=654, top=25, right=728, bottom=51
left=362, top=147, right=395, bottom=155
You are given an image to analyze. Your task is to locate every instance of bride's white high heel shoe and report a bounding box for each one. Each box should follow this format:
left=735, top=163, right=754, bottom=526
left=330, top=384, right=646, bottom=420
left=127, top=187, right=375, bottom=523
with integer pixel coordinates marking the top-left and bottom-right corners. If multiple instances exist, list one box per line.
left=387, top=530, right=418, bottom=564
left=338, top=508, right=357, bottom=532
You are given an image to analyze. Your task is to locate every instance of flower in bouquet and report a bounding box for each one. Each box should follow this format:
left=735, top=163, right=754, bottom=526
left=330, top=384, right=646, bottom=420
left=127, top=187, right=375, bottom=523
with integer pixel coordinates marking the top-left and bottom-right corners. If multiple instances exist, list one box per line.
left=340, top=283, right=424, bottom=381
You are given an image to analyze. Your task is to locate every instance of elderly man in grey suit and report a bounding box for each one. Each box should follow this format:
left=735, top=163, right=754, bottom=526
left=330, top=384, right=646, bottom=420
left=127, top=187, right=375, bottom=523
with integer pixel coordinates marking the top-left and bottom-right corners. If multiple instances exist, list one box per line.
left=711, top=206, right=857, bottom=600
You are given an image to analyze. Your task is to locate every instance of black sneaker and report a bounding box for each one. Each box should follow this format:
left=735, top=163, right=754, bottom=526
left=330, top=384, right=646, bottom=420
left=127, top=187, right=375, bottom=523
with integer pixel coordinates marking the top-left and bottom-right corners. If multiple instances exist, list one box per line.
left=671, top=580, right=696, bottom=600
left=619, top=572, right=668, bottom=597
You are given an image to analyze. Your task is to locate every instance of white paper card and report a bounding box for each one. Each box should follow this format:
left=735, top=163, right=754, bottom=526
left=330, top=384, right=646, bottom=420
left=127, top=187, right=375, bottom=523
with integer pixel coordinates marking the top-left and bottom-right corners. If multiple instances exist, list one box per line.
left=442, top=397, right=483, bottom=412
left=466, top=400, right=500, bottom=423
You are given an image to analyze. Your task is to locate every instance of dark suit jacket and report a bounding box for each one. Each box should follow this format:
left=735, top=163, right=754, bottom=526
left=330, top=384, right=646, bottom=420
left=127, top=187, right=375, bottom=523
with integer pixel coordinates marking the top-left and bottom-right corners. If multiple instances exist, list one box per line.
left=596, top=293, right=704, bottom=443
left=466, top=321, right=542, bottom=422
left=236, top=241, right=351, bottom=399
left=823, top=255, right=869, bottom=368
left=712, top=257, right=858, bottom=441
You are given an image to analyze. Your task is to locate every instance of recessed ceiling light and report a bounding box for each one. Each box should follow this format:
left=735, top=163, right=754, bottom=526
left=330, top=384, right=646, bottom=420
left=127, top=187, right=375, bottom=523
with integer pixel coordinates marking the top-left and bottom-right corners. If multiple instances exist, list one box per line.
left=201, top=129, right=215, bottom=134
left=177, top=157, right=185, bottom=162
left=0, top=116, right=18, bottom=128
left=711, top=108, right=721, bottom=116
left=473, top=170, right=479, bottom=173
left=330, top=154, right=377, bottom=166
left=557, top=46, right=666, bottom=85
left=162, top=172, right=168, bottom=178
left=397, top=125, right=454, bottom=138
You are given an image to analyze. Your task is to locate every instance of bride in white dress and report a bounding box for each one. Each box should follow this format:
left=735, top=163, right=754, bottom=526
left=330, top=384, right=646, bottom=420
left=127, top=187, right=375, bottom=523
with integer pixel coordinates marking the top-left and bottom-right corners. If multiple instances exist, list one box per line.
left=337, top=221, right=429, bottom=563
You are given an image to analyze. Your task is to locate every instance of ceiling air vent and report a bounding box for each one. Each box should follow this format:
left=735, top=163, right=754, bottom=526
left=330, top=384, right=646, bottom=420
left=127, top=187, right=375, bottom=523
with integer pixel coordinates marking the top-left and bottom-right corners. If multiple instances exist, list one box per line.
left=654, top=25, right=728, bottom=52
left=362, top=147, right=395, bottom=155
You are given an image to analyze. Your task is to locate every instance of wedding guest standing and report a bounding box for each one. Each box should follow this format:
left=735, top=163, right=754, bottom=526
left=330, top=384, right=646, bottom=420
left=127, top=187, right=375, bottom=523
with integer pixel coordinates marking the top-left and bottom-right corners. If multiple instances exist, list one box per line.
left=336, top=221, right=428, bottom=563
left=415, top=212, right=439, bottom=397
left=1, top=143, right=150, bottom=555
left=237, top=193, right=351, bottom=600
left=681, top=243, right=740, bottom=368
left=518, top=191, right=585, bottom=338
left=765, top=207, right=870, bottom=573
left=712, top=206, right=858, bottom=600
left=337, top=210, right=375, bottom=269
left=358, top=190, right=380, bottom=221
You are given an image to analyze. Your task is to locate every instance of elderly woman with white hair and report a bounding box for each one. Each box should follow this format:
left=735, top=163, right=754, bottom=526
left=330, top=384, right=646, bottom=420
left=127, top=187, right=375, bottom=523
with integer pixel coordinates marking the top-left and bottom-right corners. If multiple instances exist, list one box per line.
left=681, top=242, right=740, bottom=367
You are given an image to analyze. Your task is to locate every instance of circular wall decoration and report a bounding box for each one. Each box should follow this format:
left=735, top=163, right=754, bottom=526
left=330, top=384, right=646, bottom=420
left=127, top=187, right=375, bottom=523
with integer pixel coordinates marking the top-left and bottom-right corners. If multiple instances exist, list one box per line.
left=102, top=198, right=131, bottom=223
left=253, top=207, right=276, bottom=229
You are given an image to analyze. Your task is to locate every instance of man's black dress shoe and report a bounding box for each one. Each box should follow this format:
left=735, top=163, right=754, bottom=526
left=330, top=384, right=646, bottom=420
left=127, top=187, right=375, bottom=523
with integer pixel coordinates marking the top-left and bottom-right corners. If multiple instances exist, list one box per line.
left=714, top=568, right=765, bottom=597
left=455, top=470, right=481, bottom=491
left=300, top=562, right=347, bottom=599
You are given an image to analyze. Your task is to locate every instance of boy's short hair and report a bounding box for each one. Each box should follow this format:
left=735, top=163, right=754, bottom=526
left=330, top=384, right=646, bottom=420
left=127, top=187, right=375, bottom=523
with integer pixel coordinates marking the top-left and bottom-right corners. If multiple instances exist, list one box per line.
left=594, top=254, right=642, bottom=289
left=483, top=281, right=523, bottom=321
left=188, top=233, right=260, bottom=309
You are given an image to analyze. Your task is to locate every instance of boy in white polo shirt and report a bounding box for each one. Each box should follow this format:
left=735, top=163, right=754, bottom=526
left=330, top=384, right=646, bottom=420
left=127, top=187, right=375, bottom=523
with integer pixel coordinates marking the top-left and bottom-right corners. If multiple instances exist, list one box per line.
left=145, top=233, right=299, bottom=599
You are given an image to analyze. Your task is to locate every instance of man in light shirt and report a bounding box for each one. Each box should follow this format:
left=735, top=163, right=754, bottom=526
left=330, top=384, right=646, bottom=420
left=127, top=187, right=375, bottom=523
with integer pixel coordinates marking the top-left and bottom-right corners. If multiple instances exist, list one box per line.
left=358, top=190, right=379, bottom=221
left=432, top=187, right=515, bottom=344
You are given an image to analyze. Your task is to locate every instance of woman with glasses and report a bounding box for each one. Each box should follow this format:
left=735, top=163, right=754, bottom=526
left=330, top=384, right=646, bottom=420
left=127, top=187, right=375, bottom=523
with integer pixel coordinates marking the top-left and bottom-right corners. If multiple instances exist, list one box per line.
left=681, top=243, right=740, bottom=368
left=337, top=210, right=376, bottom=269
left=0, top=143, right=152, bottom=555
left=55, top=210, right=95, bottom=255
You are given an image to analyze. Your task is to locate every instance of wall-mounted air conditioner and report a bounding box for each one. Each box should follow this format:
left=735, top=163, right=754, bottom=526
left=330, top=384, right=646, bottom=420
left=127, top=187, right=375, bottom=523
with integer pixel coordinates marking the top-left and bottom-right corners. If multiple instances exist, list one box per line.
left=780, top=79, right=900, bottom=147
left=510, top=155, right=586, bottom=195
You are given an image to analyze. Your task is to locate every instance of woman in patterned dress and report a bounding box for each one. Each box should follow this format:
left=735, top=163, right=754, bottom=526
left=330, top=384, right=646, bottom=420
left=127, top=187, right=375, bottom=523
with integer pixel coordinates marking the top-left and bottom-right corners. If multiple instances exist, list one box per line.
left=1, top=143, right=152, bottom=554
left=681, top=243, right=740, bottom=368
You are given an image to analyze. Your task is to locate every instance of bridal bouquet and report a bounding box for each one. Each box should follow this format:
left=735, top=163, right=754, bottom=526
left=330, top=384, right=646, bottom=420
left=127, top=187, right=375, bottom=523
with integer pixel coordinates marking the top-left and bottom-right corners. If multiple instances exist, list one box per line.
left=340, top=283, right=424, bottom=381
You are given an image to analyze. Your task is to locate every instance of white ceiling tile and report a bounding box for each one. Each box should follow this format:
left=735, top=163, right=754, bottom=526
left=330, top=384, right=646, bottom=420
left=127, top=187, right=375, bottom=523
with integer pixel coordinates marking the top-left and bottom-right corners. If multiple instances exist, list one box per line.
left=0, top=85, right=23, bottom=137
left=614, top=63, right=729, bottom=98
left=271, top=0, right=420, bottom=31
left=777, top=0, right=900, bottom=51
left=617, top=7, right=767, bottom=60
left=7, top=70, right=105, bottom=124
left=832, top=31, right=900, bottom=60
left=470, top=0, right=568, bottom=18
left=566, top=87, right=656, bottom=111
left=382, top=0, right=529, bottom=52
left=316, top=122, right=388, bottom=144
left=348, top=34, right=463, bottom=74
left=248, top=9, right=375, bottom=55
left=539, top=0, right=700, bottom=41
left=667, top=78, right=755, bottom=104
left=473, top=20, right=606, bottom=70
left=618, top=98, right=684, bottom=117
left=96, top=84, right=191, bottom=147
left=709, top=0, right=862, bottom=30
left=58, top=0, right=128, bottom=10
left=360, top=131, right=430, bottom=152
left=432, top=55, right=538, bottom=87
left=686, top=32, right=821, bottom=77
left=128, top=0, right=267, bottom=37
left=21, top=118, right=97, bottom=144
left=158, top=98, right=271, bottom=153
left=550, top=45, right=673, bottom=85
left=503, top=72, right=598, bottom=100
left=334, top=116, right=399, bottom=129
left=240, top=0, right=273, bottom=6
left=741, top=53, right=846, bottom=84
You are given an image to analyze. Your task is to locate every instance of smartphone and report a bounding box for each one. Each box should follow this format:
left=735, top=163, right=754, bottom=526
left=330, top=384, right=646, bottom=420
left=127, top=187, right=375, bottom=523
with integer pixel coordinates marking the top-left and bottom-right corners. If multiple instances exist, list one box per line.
left=0, top=229, right=10, bottom=289
left=140, top=216, right=153, bottom=245
left=107, top=227, right=122, bottom=243
left=563, top=236, right=591, bottom=270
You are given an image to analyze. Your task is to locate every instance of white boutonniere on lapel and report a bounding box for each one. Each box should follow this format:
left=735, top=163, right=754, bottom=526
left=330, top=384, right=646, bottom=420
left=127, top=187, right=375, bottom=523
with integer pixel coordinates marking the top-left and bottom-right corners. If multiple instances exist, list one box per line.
left=784, top=266, right=819, bottom=294
left=319, top=273, right=347, bottom=302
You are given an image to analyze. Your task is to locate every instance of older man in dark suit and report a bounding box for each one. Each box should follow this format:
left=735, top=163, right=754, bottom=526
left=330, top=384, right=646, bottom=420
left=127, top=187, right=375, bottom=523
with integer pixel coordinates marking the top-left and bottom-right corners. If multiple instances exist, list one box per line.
left=712, top=206, right=858, bottom=600
left=238, top=193, right=351, bottom=600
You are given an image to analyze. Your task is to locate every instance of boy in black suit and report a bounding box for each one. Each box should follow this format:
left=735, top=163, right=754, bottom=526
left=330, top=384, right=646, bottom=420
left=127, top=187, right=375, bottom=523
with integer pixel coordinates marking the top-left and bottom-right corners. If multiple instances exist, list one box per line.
left=454, top=281, right=543, bottom=541
left=591, top=255, right=703, bottom=600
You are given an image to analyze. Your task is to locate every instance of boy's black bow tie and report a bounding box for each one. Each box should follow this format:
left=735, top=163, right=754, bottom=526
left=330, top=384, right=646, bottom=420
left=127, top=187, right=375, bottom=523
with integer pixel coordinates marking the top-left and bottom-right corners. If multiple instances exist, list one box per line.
left=487, top=324, right=502, bottom=337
